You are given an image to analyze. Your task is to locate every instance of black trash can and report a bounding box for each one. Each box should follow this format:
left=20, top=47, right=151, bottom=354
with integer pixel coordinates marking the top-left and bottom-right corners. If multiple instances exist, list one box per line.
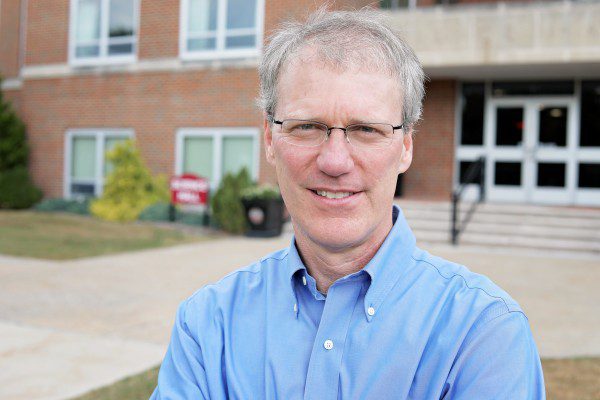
left=242, top=197, right=285, bottom=237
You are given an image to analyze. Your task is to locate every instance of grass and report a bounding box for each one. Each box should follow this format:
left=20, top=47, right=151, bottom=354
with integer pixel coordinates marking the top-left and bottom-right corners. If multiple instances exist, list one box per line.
left=0, top=210, right=210, bottom=260
left=70, top=358, right=600, bottom=400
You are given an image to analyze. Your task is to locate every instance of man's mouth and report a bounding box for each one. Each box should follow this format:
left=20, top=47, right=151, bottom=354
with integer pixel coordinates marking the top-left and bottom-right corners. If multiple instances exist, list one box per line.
left=312, top=190, right=356, bottom=199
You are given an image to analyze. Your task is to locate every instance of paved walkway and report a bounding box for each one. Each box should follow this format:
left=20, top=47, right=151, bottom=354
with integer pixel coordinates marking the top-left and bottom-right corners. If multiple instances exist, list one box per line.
left=1, top=233, right=599, bottom=400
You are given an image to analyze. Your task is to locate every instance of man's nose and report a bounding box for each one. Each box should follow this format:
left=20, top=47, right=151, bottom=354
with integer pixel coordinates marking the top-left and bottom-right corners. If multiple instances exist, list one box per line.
left=316, top=128, right=355, bottom=177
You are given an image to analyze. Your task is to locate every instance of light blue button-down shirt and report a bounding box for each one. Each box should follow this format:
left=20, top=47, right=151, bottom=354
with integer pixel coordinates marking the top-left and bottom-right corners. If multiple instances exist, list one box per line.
left=151, top=206, right=545, bottom=399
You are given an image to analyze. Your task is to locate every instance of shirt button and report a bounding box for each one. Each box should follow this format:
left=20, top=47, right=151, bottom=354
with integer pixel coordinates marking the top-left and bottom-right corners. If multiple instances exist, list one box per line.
left=323, top=340, right=334, bottom=350
left=302, top=276, right=307, bottom=285
left=293, top=303, right=298, bottom=313
left=368, top=307, right=375, bottom=316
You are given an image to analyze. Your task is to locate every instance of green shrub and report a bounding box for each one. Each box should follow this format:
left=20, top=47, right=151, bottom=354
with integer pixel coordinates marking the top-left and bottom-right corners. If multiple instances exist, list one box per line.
left=0, top=78, right=28, bottom=172
left=0, top=167, right=43, bottom=209
left=34, top=197, right=91, bottom=215
left=138, top=202, right=171, bottom=222
left=90, top=140, right=169, bottom=222
left=211, top=168, right=252, bottom=234
left=240, top=184, right=281, bottom=201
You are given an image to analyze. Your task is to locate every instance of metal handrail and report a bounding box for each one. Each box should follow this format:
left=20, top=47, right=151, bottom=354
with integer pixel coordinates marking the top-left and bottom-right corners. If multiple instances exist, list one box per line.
left=451, top=156, right=485, bottom=245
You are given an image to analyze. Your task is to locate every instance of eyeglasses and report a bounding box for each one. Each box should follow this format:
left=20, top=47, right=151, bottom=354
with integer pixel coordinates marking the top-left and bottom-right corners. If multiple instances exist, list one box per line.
left=269, top=117, right=404, bottom=148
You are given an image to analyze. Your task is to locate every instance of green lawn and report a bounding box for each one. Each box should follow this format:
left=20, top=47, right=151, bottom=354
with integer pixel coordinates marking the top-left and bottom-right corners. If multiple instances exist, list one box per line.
left=0, top=210, right=210, bottom=260
left=72, top=358, right=600, bottom=400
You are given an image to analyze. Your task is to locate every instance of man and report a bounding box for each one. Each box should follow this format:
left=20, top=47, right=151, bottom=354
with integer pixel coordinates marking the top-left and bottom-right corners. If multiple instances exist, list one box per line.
left=152, top=8, right=545, bottom=399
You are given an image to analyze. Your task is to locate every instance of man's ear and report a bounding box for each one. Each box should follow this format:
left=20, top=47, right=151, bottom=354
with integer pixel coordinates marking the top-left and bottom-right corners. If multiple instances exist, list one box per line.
left=264, top=114, right=276, bottom=166
left=398, top=129, right=413, bottom=174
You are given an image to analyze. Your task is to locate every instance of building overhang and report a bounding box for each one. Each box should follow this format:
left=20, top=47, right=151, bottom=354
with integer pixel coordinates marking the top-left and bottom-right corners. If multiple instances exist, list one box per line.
left=384, top=1, right=600, bottom=79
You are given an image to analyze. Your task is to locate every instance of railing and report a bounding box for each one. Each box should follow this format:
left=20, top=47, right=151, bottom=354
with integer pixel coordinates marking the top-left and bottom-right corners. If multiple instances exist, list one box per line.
left=451, top=157, right=485, bottom=245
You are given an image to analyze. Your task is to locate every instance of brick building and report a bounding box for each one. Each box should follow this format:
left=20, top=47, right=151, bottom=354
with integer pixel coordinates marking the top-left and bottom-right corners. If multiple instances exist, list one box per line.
left=1, top=0, right=599, bottom=206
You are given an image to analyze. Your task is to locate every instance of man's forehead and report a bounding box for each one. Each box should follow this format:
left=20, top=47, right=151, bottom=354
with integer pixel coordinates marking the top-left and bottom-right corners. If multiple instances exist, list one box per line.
left=281, top=45, right=395, bottom=80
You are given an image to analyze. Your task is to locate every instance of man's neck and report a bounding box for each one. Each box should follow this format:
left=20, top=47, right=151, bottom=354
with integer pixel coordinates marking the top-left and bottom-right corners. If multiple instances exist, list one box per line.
left=293, top=219, right=393, bottom=294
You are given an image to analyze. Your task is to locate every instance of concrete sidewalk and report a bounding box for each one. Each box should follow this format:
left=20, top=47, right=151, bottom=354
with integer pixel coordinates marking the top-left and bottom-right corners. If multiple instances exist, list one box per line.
left=1, top=234, right=599, bottom=400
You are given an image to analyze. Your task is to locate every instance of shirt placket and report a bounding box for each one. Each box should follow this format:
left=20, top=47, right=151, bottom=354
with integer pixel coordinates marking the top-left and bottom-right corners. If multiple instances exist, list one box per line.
left=303, top=279, right=363, bottom=400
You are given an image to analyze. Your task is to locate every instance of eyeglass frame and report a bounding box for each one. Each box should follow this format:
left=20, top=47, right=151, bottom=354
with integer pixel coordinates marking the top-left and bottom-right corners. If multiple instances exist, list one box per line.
left=267, top=115, right=405, bottom=148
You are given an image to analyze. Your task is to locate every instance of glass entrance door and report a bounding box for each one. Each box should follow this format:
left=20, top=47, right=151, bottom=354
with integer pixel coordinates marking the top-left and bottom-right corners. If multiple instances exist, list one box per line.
left=486, top=98, right=577, bottom=205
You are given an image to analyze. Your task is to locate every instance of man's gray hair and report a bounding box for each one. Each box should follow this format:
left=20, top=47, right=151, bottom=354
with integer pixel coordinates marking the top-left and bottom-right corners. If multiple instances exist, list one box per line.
left=258, top=7, right=425, bottom=128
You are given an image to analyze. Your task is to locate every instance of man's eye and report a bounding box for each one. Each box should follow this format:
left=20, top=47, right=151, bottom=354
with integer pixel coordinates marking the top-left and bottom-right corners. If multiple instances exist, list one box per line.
left=298, top=124, right=317, bottom=130
left=351, top=124, right=380, bottom=134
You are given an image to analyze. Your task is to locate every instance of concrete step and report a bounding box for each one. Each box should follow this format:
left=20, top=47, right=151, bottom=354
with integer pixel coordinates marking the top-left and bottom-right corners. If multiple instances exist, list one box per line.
left=408, top=219, right=600, bottom=241
left=396, top=200, right=600, bottom=256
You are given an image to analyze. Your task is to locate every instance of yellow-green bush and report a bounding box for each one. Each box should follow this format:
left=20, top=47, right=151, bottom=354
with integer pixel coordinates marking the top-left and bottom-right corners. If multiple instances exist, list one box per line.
left=91, top=140, right=169, bottom=222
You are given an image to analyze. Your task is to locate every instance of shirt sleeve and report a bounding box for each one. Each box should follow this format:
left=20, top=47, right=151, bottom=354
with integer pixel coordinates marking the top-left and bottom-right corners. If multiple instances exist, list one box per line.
left=150, top=299, right=211, bottom=400
left=443, top=310, right=546, bottom=400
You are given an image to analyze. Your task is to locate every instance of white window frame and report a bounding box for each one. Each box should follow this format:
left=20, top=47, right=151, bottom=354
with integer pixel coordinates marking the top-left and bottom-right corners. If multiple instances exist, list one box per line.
left=175, top=128, right=260, bottom=189
left=179, top=0, right=265, bottom=61
left=69, top=0, right=140, bottom=66
left=64, top=128, right=134, bottom=198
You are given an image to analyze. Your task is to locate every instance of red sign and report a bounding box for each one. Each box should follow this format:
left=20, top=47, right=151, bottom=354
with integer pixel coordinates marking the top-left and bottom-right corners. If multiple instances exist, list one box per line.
left=170, top=174, right=209, bottom=205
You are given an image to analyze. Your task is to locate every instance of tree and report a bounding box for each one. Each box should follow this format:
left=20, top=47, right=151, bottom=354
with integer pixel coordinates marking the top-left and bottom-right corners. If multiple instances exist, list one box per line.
left=0, top=78, right=28, bottom=172
left=90, top=140, right=169, bottom=221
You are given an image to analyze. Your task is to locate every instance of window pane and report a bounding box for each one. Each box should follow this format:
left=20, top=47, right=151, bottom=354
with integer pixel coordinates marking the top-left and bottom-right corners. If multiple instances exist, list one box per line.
left=537, top=162, right=566, bottom=188
left=496, top=107, right=523, bottom=146
left=77, top=0, right=101, bottom=42
left=104, top=137, right=127, bottom=176
left=76, top=45, right=100, bottom=57
left=578, top=163, right=600, bottom=188
left=379, top=0, right=409, bottom=8
left=495, top=162, right=521, bottom=186
left=539, top=106, right=567, bottom=147
left=108, top=43, right=134, bottom=55
left=226, top=0, right=256, bottom=29
left=580, top=81, right=600, bottom=147
left=189, top=0, right=217, bottom=33
left=460, top=82, right=485, bottom=145
left=71, top=183, right=96, bottom=196
left=188, top=38, right=216, bottom=51
left=225, top=35, right=256, bottom=49
left=109, top=0, right=134, bottom=37
left=72, top=137, right=96, bottom=180
left=184, top=137, right=213, bottom=180
left=459, top=160, right=482, bottom=184
left=222, top=136, right=254, bottom=176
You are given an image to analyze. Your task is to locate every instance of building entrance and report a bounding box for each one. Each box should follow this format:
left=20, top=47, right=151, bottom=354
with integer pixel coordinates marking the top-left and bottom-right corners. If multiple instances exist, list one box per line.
left=486, top=97, right=577, bottom=205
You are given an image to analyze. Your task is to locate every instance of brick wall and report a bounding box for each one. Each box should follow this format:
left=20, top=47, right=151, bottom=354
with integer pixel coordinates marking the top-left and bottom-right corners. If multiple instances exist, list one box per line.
left=139, top=0, right=179, bottom=59
left=25, top=0, right=69, bottom=65
left=402, top=80, right=456, bottom=200
left=0, top=0, right=22, bottom=79
left=18, top=0, right=424, bottom=199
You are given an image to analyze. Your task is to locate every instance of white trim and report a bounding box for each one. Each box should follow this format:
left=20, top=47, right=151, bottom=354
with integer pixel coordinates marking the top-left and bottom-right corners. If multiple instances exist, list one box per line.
left=68, top=0, right=139, bottom=67
left=179, top=0, right=265, bottom=61
left=64, top=128, right=134, bottom=198
left=20, top=56, right=260, bottom=80
left=1, top=78, right=23, bottom=90
left=176, top=127, right=260, bottom=190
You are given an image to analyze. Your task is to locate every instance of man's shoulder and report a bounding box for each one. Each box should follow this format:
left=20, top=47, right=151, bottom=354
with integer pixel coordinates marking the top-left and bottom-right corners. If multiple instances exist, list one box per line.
left=184, top=247, right=290, bottom=312
left=410, top=247, right=523, bottom=319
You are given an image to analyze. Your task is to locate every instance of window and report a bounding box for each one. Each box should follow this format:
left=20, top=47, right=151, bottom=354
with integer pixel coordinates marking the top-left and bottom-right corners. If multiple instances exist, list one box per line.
left=580, top=81, right=600, bottom=147
left=180, top=0, right=264, bottom=60
left=379, top=0, right=417, bottom=8
left=70, top=0, right=138, bottom=65
left=460, top=82, right=485, bottom=146
left=176, top=128, right=259, bottom=188
left=65, top=129, right=133, bottom=198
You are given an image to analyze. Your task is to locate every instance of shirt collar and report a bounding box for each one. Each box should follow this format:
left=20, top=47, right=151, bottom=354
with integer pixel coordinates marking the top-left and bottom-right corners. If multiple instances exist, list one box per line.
left=284, top=205, right=417, bottom=320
